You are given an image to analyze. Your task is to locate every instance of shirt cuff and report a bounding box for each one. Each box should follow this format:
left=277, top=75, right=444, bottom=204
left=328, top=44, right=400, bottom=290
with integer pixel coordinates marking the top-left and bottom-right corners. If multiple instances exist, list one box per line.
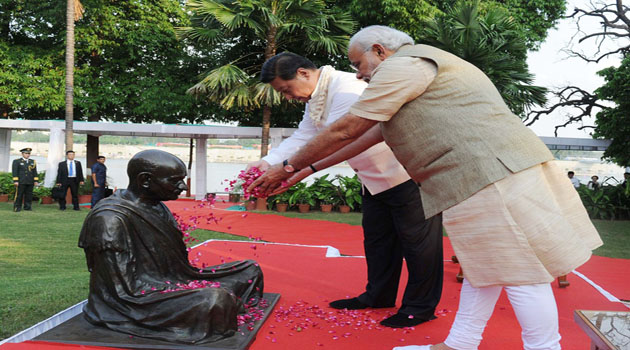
left=262, top=153, right=283, bottom=166
left=348, top=106, right=391, bottom=122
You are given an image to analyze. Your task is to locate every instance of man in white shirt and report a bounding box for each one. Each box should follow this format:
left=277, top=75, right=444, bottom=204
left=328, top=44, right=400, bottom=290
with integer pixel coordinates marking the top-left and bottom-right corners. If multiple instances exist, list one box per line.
left=248, top=52, right=443, bottom=328
left=568, top=171, right=580, bottom=188
left=56, top=150, right=85, bottom=211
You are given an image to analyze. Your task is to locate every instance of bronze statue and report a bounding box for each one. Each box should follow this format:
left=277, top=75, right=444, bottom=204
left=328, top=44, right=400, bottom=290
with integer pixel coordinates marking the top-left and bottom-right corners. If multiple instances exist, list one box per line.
left=78, top=150, right=264, bottom=344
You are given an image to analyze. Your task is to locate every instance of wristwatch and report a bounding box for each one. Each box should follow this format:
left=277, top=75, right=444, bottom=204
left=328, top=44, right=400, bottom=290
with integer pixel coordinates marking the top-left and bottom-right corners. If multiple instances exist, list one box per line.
left=282, top=159, right=299, bottom=173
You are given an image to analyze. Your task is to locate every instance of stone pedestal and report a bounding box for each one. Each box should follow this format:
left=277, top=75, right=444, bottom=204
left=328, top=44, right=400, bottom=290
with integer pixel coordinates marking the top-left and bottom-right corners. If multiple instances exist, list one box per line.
left=34, top=293, right=280, bottom=350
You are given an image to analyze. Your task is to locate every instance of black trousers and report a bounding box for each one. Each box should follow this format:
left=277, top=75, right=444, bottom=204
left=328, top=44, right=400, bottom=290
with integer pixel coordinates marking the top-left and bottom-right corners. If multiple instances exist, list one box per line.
left=14, top=184, right=34, bottom=211
left=357, top=179, right=443, bottom=319
left=59, top=179, right=80, bottom=209
left=91, top=183, right=105, bottom=207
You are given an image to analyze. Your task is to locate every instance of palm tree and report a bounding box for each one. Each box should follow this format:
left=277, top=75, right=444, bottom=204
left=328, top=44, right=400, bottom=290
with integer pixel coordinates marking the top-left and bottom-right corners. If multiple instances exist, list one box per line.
left=419, top=1, right=547, bottom=117
left=178, top=0, right=355, bottom=156
left=65, top=0, right=84, bottom=152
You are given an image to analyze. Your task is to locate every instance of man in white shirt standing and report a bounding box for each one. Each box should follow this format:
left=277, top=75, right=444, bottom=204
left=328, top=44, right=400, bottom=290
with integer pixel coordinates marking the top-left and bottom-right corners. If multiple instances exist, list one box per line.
left=56, top=150, right=85, bottom=211
left=568, top=171, right=580, bottom=188
left=247, top=52, right=443, bottom=328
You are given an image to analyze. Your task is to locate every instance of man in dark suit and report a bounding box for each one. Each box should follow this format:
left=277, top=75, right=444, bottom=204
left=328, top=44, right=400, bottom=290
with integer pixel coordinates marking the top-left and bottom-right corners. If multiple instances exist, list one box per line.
left=56, top=150, right=84, bottom=211
left=12, top=147, right=39, bottom=212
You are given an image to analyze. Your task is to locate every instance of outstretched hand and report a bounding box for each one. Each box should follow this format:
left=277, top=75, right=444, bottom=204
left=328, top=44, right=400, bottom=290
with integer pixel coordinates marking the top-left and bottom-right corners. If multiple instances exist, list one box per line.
left=247, top=164, right=292, bottom=196
left=268, top=168, right=312, bottom=196
left=245, top=159, right=270, bottom=172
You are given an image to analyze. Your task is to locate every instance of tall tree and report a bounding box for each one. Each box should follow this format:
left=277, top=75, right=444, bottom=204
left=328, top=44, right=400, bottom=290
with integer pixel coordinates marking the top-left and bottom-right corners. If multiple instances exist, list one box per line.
left=0, top=1, right=66, bottom=119
left=525, top=0, right=629, bottom=167
left=179, top=0, right=355, bottom=156
left=336, top=0, right=565, bottom=50
left=1, top=0, right=219, bottom=124
left=418, top=1, right=547, bottom=116
left=64, top=0, right=83, bottom=152
left=74, top=0, right=217, bottom=124
left=593, top=56, right=630, bottom=167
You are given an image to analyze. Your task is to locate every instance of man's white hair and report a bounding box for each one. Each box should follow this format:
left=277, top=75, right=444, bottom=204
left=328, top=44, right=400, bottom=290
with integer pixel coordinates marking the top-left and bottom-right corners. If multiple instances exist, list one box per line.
left=349, top=25, right=414, bottom=52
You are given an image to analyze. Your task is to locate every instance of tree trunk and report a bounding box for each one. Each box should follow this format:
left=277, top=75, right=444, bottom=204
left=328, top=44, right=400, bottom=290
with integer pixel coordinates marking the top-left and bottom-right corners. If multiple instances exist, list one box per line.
left=64, top=0, right=76, bottom=152
left=260, top=28, right=277, bottom=158
left=260, top=106, right=271, bottom=157
left=186, top=138, right=193, bottom=197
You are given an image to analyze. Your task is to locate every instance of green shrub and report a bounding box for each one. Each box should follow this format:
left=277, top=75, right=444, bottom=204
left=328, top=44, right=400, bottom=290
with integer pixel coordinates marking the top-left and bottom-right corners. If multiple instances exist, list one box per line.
left=577, top=183, right=630, bottom=220
left=334, top=175, right=362, bottom=211
left=288, top=182, right=316, bottom=206
left=79, top=177, right=93, bottom=195
left=32, top=186, right=52, bottom=199
left=309, top=174, right=339, bottom=206
left=0, top=172, right=16, bottom=197
left=577, top=187, right=616, bottom=220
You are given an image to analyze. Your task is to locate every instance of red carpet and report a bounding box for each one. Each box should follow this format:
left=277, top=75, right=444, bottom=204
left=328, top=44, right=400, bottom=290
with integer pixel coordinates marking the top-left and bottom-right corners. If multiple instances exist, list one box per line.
left=3, top=241, right=627, bottom=350
left=574, top=255, right=630, bottom=301
left=2, top=199, right=627, bottom=350
left=166, top=200, right=629, bottom=300
left=166, top=199, right=373, bottom=256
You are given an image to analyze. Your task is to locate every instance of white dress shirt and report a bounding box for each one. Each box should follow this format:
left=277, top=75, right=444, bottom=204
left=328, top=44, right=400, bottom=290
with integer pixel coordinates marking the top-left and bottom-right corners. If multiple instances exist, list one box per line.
left=263, top=69, right=410, bottom=195
left=67, top=160, right=77, bottom=178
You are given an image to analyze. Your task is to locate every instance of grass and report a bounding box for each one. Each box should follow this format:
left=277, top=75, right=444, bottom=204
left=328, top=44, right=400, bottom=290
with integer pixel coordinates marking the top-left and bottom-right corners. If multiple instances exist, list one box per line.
left=0, top=202, right=628, bottom=340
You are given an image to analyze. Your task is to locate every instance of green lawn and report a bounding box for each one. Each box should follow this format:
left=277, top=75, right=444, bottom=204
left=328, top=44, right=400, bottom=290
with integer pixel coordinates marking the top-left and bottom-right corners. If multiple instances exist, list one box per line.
left=0, top=202, right=628, bottom=340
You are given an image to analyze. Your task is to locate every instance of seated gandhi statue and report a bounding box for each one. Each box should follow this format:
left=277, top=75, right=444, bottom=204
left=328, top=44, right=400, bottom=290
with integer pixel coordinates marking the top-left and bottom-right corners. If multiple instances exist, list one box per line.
left=78, top=149, right=263, bottom=344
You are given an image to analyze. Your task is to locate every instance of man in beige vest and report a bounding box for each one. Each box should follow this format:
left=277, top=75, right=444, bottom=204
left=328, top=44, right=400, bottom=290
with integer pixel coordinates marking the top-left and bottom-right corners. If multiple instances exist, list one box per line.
left=251, top=25, right=603, bottom=350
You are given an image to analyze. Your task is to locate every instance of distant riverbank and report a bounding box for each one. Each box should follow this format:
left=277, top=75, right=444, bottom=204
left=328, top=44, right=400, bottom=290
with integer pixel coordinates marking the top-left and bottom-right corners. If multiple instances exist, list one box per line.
left=10, top=141, right=262, bottom=163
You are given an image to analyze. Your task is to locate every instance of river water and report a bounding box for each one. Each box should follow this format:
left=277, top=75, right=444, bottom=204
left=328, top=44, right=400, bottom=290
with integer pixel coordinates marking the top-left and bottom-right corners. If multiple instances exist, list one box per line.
left=10, top=154, right=627, bottom=194
left=13, top=156, right=356, bottom=195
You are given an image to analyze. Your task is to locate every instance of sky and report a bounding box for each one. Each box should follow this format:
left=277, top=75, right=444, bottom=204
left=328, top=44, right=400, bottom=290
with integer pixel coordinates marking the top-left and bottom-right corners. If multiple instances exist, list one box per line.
left=526, top=0, right=623, bottom=138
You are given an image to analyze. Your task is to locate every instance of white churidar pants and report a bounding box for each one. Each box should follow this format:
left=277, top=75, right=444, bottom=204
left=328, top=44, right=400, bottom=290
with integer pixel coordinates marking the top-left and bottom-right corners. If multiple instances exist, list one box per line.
left=443, top=279, right=561, bottom=350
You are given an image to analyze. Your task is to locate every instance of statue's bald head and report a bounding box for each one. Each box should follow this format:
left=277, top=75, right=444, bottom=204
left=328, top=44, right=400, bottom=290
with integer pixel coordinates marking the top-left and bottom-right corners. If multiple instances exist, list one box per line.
left=127, top=150, right=188, bottom=201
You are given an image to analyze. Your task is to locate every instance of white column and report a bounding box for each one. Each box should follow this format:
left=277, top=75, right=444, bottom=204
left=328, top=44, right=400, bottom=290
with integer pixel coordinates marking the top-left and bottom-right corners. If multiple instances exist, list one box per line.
left=269, top=128, right=284, bottom=151
left=0, top=129, right=11, bottom=172
left=45, top=128, right=65, bottom=187
left=194, top=137, right=207, bottom=200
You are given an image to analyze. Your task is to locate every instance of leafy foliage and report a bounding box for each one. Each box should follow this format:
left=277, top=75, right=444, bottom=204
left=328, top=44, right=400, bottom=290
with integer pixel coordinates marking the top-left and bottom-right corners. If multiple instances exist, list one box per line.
left=418, top=1, right=547, bottom=116
left=288, top=182, right=316, bottom=206
left=0, top=0, right=219, bottom=123
left=32, top=186, right=52, bottom=199
left=0, top=1, right=66, bottom=118
left=334, top=174, right=362, bottom=210
left=577, top=186, right=616, bottom=220
left=336, top=0, right=565, bottom=50
left=594, top=56, right=630, bottom=166
left=577, top=183, right=630, bottom=220
left=0, top=172, right=16, bottom=196
left=309, top=174, right=338, bottom=205
left=178, top=0, right=357, bottom=141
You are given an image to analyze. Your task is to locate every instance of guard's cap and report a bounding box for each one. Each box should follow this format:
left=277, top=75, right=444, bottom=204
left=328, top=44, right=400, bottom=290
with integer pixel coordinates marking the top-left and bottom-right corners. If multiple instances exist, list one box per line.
left=20, top=148, right=32, bottom=153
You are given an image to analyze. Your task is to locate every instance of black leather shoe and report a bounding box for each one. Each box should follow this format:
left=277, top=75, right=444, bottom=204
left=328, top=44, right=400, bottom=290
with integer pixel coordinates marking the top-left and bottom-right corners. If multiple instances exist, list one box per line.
left=380, top=313, right=437, bottom=328
left=60, top=207, right=66, bottom=211
left=329, top=297, right=370, bottom=310
left=14, top=208, right=21, bottom=212
left=73, top=207, right=80, bottom=211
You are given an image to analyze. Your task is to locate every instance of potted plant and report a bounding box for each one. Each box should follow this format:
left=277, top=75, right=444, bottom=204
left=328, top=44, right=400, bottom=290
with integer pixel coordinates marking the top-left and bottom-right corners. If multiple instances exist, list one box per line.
left=228, top=180, right=244, bottom=203
left=78, top=177, right=93, bottom=205
left=288, top=182, right=316, bottom=213
left=245, top=198, right=257, bottom=211
left=334, top=175, right=362, bottom=213
left=33, top=186, right=53, bottom=204
left=310, top=174, right=338, bottom=213
left=269, top=190, right=292, bottom=212
left=0, top=172, right=15, bottom=202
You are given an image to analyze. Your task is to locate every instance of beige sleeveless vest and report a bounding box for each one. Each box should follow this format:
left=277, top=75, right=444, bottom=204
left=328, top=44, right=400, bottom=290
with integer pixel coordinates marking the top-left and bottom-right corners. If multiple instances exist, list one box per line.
left=381, top=45, right=553, bottom=218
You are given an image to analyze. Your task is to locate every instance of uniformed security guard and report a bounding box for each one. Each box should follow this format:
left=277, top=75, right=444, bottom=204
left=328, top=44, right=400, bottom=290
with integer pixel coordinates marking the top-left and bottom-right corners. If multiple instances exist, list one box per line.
left=12, top=147, right=39, bottom=212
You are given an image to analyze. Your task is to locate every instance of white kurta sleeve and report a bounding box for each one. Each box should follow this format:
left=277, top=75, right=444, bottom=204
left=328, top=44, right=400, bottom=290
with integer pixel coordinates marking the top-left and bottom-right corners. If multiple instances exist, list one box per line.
left=262, top=108, right=319, bottom=166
